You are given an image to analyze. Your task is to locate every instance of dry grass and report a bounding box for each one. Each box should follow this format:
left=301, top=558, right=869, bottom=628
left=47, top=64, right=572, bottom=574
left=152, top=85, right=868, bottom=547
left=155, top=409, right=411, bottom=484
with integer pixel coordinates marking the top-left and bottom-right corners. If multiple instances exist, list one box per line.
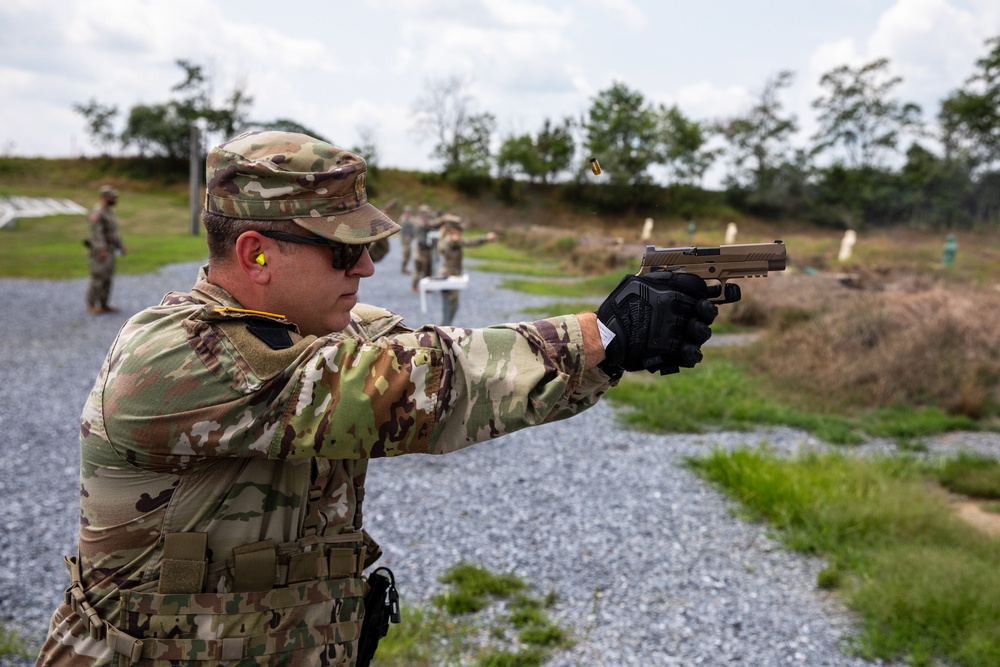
left=747, top=279, right=1000, bottom=418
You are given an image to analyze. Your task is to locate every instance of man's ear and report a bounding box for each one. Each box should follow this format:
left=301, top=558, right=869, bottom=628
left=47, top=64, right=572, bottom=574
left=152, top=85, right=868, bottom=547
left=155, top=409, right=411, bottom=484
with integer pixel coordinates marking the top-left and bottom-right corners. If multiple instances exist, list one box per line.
left=234, top=232, right=270, bottom=285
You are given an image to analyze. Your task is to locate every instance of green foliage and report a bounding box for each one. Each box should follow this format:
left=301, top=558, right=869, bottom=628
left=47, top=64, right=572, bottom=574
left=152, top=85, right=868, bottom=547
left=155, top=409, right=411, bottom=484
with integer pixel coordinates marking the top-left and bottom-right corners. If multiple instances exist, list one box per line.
left=716, top=70, right=799, bottom=193
left=934, top=453, right=1000, bottom=499
left=687, top=448, right=1000, bottom=666
left=583, top=81, right=662, bottom=187
left=816, top=567, right=842, bottom=590
left=499, top=271, right=625, bottom=298
left=605, top=355, right=992, bottom=446
left=0, top=623, right=32, bottom=662
left=939, top=35, right=1000, bottom=169
left=607, top=357, right=864, bottom=444
left=660, top=105, right=720, bottom=186
left=72, top=98, right=119, bottom=156
left=496, top=118, right=575, bottom=185
left=811, top=58, right=922, bottom=170
left=3, top=185, right=206, bottom=278
left=374, top=563, right=569, bottom=667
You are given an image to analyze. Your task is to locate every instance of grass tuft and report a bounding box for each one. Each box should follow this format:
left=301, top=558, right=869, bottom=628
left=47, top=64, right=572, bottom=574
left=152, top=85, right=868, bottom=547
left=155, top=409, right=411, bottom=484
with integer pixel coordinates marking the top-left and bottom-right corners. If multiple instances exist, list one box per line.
left=688, top=448, right=1000, bottom=666
left=374, top=563, right=570, bottom=667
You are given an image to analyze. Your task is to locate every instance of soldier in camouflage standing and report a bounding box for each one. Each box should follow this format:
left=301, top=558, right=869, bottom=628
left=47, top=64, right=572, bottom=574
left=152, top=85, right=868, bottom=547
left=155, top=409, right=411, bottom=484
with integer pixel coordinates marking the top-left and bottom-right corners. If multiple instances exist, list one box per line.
left=85, top=185, right=126, bottom=314
left=409, top=204, right=437, bottom=292
left=436, top=214, right=497, bottom=325
left=36, top=130, right=726, bottom=667
left=398, top=204, right=414, bottom=274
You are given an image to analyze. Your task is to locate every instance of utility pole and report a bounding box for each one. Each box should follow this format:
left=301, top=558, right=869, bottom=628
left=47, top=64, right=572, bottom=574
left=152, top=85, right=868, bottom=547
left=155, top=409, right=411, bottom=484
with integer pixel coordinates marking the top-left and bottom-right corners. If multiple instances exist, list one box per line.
left=188, top=122, right=201, bottom=236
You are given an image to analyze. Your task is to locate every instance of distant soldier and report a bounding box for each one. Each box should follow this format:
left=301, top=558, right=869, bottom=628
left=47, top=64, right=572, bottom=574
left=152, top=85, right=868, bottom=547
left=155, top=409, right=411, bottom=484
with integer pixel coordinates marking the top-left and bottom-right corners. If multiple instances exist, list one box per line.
left=398, top=205, right=415, bottom=274
left=437, top=215, right=497, bottom=325
left=410, top=204, right=437, bottom=293
left=85, top=185, right=126, bottom=314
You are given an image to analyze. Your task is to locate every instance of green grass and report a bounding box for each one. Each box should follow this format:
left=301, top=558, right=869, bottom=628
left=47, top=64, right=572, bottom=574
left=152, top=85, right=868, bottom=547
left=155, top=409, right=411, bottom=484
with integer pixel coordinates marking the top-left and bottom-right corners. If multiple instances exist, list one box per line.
left=687, top=448, right=1000, bottom=666
left=0, top=624, right=33, bottom=663
left=605, top=354, right=996, bottom=445
left=934, top=453, right=1000, bottom=499
left=499, top=270, right=629, bottom=298
left=373, top=563, right=570, bottom=667
left=5, top=188, right=206, bottom=279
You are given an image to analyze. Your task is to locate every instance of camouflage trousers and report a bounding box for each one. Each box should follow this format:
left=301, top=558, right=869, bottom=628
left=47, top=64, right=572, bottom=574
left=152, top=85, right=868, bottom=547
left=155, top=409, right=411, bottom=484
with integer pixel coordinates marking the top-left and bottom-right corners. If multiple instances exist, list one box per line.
left=399, top=237, right=412, bottom=272
left=87, top=252, right=116, bottom=307
left=440, top=290, right=460, bottom=326
left=411, top=247, right=433, bottom=291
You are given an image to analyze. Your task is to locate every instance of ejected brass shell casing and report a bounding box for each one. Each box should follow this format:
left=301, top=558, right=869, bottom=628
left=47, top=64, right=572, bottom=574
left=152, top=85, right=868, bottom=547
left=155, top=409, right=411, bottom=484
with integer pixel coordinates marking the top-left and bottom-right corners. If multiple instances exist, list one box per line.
left=589, top=157, right=602, bottom=175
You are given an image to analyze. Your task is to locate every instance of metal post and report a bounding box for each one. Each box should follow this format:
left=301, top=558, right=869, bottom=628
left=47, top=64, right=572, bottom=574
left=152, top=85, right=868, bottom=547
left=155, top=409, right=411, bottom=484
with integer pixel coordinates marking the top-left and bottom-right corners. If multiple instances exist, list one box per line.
left=189, top=123, right=200, bottom=236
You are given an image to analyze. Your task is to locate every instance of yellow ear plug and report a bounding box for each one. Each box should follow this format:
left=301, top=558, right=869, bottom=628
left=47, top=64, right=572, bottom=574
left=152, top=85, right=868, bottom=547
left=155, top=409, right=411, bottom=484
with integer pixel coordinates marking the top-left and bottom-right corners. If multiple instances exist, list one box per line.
left=255, top=253, right=266, bottom=266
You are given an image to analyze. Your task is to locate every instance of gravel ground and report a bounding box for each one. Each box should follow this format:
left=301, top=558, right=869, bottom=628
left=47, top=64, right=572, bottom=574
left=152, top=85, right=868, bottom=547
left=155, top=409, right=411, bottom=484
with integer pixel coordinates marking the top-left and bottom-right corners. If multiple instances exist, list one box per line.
left=2, top=236, right=995, bottom=666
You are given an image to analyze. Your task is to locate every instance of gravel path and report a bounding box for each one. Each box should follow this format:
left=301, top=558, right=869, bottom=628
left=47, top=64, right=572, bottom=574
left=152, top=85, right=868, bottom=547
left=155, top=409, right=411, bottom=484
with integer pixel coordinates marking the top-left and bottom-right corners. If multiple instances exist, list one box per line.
left=4, top=236, right=993, bottom=665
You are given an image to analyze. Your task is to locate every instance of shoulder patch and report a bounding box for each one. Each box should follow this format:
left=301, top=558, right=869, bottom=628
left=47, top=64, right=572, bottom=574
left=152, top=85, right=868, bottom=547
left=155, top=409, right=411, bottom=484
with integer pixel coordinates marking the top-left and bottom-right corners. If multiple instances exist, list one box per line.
left=247, top=318, right=294, bottom=350
left=218, top=318, right=315, bottom=381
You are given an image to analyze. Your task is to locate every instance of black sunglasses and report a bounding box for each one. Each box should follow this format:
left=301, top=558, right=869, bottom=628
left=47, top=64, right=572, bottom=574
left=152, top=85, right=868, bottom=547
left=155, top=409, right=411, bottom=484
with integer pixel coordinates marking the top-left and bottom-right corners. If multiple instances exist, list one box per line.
left=259, top=230, right=371, bottom=270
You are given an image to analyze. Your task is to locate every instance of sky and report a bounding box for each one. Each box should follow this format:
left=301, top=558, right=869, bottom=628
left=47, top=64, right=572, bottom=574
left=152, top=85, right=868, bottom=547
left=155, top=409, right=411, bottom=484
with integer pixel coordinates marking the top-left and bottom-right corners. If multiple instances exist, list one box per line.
left=3, top=0, right=1000, bottom=186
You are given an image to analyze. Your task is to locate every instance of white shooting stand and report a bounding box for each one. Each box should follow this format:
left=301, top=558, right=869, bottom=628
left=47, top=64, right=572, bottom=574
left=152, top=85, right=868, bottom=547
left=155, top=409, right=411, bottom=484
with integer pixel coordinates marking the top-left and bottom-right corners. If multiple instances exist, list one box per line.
left=418, top=274, right=470, bottom=314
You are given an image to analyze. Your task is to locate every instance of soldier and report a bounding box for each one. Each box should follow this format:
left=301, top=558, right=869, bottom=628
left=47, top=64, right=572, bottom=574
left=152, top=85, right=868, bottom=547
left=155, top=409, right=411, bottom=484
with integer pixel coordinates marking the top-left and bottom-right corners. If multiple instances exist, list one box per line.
left=436, top=214, right=497, bottom=325
left=409, top=204, right=436, bottom=292
left=85, top=185, right=126, bottom=314
left=398, top=204, right=414, bottom=274
left=36, top=130, right=725, bottom=667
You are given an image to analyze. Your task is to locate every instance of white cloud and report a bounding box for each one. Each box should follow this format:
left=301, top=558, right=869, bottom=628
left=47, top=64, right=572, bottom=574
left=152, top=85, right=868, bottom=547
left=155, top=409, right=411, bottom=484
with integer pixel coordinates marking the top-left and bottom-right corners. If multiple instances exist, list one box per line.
left=584, top=0, right=647, bottom=32
left=3, top=0, right=999, bottom=172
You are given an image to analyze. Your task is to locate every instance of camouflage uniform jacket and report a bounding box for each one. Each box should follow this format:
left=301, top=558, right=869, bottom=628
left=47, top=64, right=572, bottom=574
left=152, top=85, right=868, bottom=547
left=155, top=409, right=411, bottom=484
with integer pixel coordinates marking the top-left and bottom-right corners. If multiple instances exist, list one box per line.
left=438, top=235, right=489, bottom=278
left=398, top=210, right=414, bottom=242
left=86, top=204, right=123, bottom=256
left=38, top=269, right=614, bottom=666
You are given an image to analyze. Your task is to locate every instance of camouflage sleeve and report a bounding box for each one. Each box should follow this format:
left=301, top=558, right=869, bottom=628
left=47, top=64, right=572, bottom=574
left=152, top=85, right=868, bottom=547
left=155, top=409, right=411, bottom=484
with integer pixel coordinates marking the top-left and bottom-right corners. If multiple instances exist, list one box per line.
left=271, top=315, right=605, bottom=459
left=96, top=308, right=610, bottom=471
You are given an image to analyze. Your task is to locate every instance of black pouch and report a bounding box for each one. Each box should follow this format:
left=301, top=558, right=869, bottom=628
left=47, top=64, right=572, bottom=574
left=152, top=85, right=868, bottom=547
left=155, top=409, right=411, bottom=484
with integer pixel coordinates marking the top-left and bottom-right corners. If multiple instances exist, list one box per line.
left=356, top=567, right=400, bottom=667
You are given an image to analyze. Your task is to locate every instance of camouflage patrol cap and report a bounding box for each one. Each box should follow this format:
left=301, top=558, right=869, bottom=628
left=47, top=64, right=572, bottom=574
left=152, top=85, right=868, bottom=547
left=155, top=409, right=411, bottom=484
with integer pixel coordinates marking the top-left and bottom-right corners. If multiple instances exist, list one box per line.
left=99, top=185, right=118, bottom=198
left=439, top=213, right=463, bottom=231
left=205, top=130, right=400, bottom=244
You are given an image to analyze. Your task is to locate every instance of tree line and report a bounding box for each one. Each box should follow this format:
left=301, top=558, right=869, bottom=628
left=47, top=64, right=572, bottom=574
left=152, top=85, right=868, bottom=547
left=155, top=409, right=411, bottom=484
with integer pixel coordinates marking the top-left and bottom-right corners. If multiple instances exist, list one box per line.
left=76, top=38, right=1000, bottom=231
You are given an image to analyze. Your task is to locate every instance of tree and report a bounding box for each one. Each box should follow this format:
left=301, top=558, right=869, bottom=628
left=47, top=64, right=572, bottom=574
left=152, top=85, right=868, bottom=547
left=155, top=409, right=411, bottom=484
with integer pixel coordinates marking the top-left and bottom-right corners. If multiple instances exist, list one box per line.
left=351, top=125, right=380, bottom=171
left=900, top=143, right=973, bottom=229
left=659, top=105, right=720, bottom=186
left=72, top=98, right=119, bottom=156
left=582, top=81, right=661, bottom=186
left=169, top=59, right=253, bottom=138
left=120, top=103, right=189, bottom=159
left=439, top=111, right=495, bottom=180
left=496, top=117, right=575, bottom=183
left=411, top=75, right=494, bottom=179
left=716, top=70, right=799, bottom=192
left=115, top=59, right=256, bottom=160
left=939, top=35, right=1000, bottom=170
left=811, top=58, right=922, bottom=169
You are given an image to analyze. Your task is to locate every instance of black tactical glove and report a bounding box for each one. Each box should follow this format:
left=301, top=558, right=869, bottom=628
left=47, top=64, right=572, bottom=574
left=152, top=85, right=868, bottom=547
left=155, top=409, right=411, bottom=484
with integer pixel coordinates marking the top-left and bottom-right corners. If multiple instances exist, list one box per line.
left=596, top=272, right=726, bottom=376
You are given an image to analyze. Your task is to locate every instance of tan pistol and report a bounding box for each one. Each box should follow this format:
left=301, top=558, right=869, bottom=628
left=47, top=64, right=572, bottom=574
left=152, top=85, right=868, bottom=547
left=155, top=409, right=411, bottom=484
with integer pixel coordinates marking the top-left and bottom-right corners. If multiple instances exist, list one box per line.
left=638, top=240, right=787, bottom=303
